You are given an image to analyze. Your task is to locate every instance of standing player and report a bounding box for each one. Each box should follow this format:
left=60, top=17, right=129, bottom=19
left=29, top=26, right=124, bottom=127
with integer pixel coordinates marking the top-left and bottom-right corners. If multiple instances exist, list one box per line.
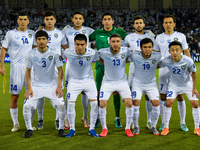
left=98, top=34, right=133, bottom=137
left=128, top=38, right=161, bottom=135
left=64, top=11, right=94, bottom=128
left=90, top=12, right=128, bottom=128
left=63, top=34, right=99, bottom=137
left=154, top=14, right=191, bottom=131
left=0, top=12, right=35, bottom=132
left=124, top=15, right=155, bottom=129
left=32, top=10, right=68, bottom=130
left=159, top=41, right=200, bottom=136
left=23, top=30, right=66, bottom=138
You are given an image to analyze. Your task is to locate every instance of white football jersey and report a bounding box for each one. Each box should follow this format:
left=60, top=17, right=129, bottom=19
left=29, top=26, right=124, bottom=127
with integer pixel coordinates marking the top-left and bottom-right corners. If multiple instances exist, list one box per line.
left=64, top=26, right=94, bottom=49
left=26, top=47, right=63, bottom=87
left=2, top=29, right=35, bottom=65
left=62, top=48, right=99, bottom=81
left=159, top=55, right=196, bottom=87
left=154, top=31, right=188, bottom=57
left=128, top=51, right=162, bottom=84
left=98, top=47, right=131, bottom=82
left=34, top=28, right=67, bottom=55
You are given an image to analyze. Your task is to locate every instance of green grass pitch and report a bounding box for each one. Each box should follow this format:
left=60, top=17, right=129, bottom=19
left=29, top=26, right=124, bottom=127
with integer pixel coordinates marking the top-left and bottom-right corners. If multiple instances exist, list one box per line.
left=0, top=62, right=200, bottom=150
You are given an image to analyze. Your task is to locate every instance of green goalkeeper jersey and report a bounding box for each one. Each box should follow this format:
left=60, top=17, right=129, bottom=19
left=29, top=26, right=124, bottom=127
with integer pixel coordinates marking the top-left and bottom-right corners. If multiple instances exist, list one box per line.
left=89, top=26, right=127, bottom=71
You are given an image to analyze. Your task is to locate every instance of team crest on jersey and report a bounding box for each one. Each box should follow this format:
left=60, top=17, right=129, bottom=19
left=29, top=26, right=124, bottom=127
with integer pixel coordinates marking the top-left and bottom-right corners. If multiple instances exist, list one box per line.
left=181, top=65, right=186, bottom=70
left=28, top=34, right=32, bottom=39
left=48, top=56, right=53, bottom=61
left=14, top=34, right=20, bottom=39
left=121, top=54, right=125, bottom=59
left=54, top=33, right=58, bottom=38
left=152, top=59, right=156, bottom=64
left=86, top=56, right=91, bottom=61
left=174, top=37, right=178, bottom=41
left=82, top=30, right=86, bottom=34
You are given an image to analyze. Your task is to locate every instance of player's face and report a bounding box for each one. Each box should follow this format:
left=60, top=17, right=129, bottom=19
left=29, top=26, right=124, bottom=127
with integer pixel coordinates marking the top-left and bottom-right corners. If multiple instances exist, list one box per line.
left=36, top=36, right=49, bottom=49
left=169, top=45, right=183, bottom=61
left=102, top=15, right=114, bottom=29
left=17, top=16, right=29, bottom=29
left=133, top=19, right=145, bottom=32
left=163, top=17, right=176, bottom=33
left=109, top=37, right=122, bottom=52
left=44, top=16, right=56, bottom=28
left=75, top=40, right=87, bottom=55
left=141, top=43, right=153, bottom=57
left=72, top=14, right=84, bottom=28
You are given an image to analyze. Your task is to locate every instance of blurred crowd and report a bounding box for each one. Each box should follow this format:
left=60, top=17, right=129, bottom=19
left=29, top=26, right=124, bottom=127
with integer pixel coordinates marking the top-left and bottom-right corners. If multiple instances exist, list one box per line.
left=0, top=5, right=200, bottom=53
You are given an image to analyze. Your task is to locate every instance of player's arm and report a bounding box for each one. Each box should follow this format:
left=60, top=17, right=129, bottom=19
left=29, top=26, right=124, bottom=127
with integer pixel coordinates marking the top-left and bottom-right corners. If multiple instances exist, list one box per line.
left=56, top=66, right=64, bottom=98
left=183, top=48, right=191, bottom=57
left=97, top=57, right=104, bottom=65
left=0, top=47, right=7, bottom=76
left=32, top=45, right=37, bottom=49
left=61, top=44, right=69, bottom=50
left=191, top=71, right=199, bottom=99
left=24, top=68, right=33, bottom=99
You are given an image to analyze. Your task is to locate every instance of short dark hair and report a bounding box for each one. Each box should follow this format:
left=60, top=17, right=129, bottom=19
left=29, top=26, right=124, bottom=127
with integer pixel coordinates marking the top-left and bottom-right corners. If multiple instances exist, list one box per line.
left=109, top=33, right=122, bottom=40
left=17, top=12, right=29, bottom=19
left=140, top=38, right=154, bottom=47
left=44, top=10, right=56, bottom=19
left=74, top=34, right=87, bottom=43
left=133, top=15, right=145, bottom=24
left=73, top=10, right=84, bottom=19
left=102, top=12, right=113, bottom=19
left=163, top=14, right=176, bottom=23
left=169, top=41, right=182, bottom=49
left=35, top=30, right=48, bottom=40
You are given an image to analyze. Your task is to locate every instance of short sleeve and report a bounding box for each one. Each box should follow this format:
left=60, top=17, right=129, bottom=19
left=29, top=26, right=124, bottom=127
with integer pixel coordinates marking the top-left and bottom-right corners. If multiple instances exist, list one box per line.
left=89, top=30, right=97, bottom=41
left=159, top=59, right=166, bottom=68
left=2, top=31, right=12, bottom=49
left=181, top=34, right=189, bottom=50
left=61, top=31, right=67, bottom=45
left=94, top=51, right=100, bottom=61
left=118, top=28, right=127, bottom=40
left=55, top=53, right=63, bottom=68
left=189, top=60, right=197, bottom=73
left=153, top=37, right=160, bottom=52
left=26, top=53, right=32, bottom=68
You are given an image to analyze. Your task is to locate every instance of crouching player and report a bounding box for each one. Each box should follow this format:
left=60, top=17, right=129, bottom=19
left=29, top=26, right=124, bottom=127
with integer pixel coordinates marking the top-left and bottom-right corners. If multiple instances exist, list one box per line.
left=63, top=34, right=100, bottom=137
left=159, top=41, right=200, bottom=136
left=128, top=38, right=161, bottom=135
left=23, top=30, right=66, bottom=138
left=98, top=34, right=133, bottom=137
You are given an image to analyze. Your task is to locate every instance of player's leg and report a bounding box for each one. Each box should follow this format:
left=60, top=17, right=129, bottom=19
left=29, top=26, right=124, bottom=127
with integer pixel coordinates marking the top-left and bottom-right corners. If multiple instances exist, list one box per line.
left=113, top=91, right=122, bottom=128
left=133, top=99, right=140, bottom=135
left=64, top=65, right=69, bottom=130
left=81, top=91, right=89, bottom=127
left=145, top=95, right=152, bottom=129
left=36, top=98, right=45, bottom=130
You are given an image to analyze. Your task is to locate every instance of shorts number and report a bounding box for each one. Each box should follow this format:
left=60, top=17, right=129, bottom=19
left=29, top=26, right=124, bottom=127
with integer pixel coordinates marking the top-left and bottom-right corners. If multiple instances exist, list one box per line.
left=67, top=93, right=70, bottom=100
left=113, top=59, right=120, bottom=66
left=99, top=91, right=104, bottom=98
left=132, top=91, right=137, bottom=98
left=65, top=81, right=68, bottom=88
left=143, top=64, right=150, bottom=70
left=24, top=99, right=27, bottom=104
left=11, top=84, right=17, bottom=91
left=21, top=37, right=29, bottom=44
left=167, top=91, right=173, bottom=97
left=42, top=61, right=46, bottom=67
left=160, top=84, right=164, bottom=91
left=79, top=60, right=83, bottom=66
left=172, top=68, right=181, bottom=74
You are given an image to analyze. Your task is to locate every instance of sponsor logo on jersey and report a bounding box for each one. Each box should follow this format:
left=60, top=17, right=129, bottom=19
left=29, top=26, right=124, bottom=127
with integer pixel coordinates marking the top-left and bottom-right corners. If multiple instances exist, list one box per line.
left=181, top=65, right=186, bottom=70
left=54, top=33, right=58, bottom=38
left=48, top=56, right=53, bottom=61
left=121, top=54, right=125, bottom=59
left=131, top=38, right=135, bottom=42
left=82, top=30, right=86, bottom=34
left=28, top=34, right=32, bottom=39
left=69, top=32, right=73, bottom=35
left=152, top=59, right=156, bottom=64
left=14, top=34, right=20, bottom=39
left=174, top=37, right=178, bottom=41
left=160, top=39, right=164, bottom=43
left=34, top=56, right=39, bottom=62
left=167, top=65, right=171, bottom=68
left=136, top=60, right=141, bottom=64
left=86, top=56, right=91, bottom=61
left=105, top=56, right=111, bottom=60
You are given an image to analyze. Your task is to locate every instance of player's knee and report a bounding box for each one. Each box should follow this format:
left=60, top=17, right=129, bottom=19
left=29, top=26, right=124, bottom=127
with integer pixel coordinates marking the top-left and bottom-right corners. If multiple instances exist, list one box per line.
left=57, top=104, right=65, bottom=110
left=166, top=101, right=173, bottom=107
left=112, top=91, right=119, bottom=95
left=133, top=100, right=140, bottom=106
left=99, top=101, right=107, bottom=108
left=151, top=100, right=159, bottom=107
left=191, top=100, right=199, bottom=108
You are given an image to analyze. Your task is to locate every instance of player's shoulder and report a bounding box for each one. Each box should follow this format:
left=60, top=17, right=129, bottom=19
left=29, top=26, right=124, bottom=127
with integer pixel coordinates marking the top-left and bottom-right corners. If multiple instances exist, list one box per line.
left=174, top=31, right=185, bottom=36
left=152, top=51, right=162, bottom=57
left=121, top=46, right=129, bottom=51
left=5, top=29, right=17, bottom=35
left=27, top=29, right=35, bottom=34
left=86, top=48, right=96, bottom=53
left=99, top=47, right=109, bottom=52
left=65, top=27, right=74, bottom=33
left=156, top=32, right=165, bottom=39
left=182, top=55, right=194, bottom=64
left=65, top=48, right=75, bottom=53
left=162, top=55, right=171, bottom=62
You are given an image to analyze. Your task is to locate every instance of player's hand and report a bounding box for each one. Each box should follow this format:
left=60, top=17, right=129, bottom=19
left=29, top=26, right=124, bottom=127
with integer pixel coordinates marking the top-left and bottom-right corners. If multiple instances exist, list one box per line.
left=0, top=66, right=6, bottom=76
left=192, top=89, right=199, bottom=99
left=56, top=88, right=63, bottom=98
left=62, top=25, right=71, bottom=31
left=38, top=26, right=44, bottom=31
left=24, top=89, right=33, bottom=99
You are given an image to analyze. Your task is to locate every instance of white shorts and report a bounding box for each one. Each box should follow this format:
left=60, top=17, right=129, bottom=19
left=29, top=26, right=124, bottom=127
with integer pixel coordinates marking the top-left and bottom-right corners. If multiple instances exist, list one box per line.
left=99, top=80, right=132, bottom=100
left=65, top=61, right=70, bottom=88
left=131, top=80, right=159, bottom=101
left=67, top=79, right=97, bottom=102
left=166, top=82, right=198, bottom=101
left=23, top=86, right=64, bottom=110
left=10, top=64, right=27, bottom=95
left=159, top=67, right=170, bottom=94
left=128, top=62, right=135, bottom=88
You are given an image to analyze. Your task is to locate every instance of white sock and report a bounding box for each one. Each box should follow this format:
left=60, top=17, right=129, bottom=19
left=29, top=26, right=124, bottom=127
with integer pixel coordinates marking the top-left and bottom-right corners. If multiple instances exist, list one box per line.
left=99, top=107, right=107, bottom=129
left=55, top=110, right=59, bottom=121
left=65, top=95, right=68, bottom=120
left=151, top=106, right=160, bottom=128
left=133, top=105, right=140, bottom=127
left=10, top=108, right=19, bottom=125
left=125, top=107, right=133, bottom=130
left=31, top=109, right=35, bottom=123
left=146, top=100, right=152, bottom=123
left=67, top=103, right=76, bottom=130
left=57, top=105, right=65, bottom=130
left=164, top=106, right=172, bottom=128
left=37, top=97, right=45, bottom=121
left=89, top=101, right=98, bottom=130
left=178, top=101, right=186, bottom=125
left=82, top=94, right=89, bottom=119
left=160, top=100, right=165, bottom=123
left=23, top=106, right=32, bottom=130
left=192, top=107, right=199, bottom=129
left=199, top=108, right=200, bottom=123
